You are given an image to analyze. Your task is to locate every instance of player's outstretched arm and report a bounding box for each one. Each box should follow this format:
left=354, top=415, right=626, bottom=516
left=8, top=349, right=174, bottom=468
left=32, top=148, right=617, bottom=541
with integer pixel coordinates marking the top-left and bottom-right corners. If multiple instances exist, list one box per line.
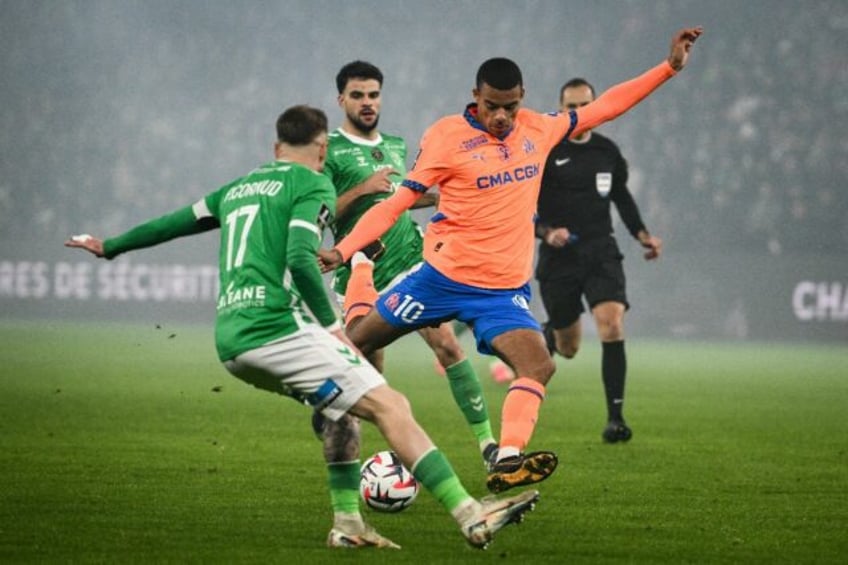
left=319, top=187, right=420, bottom=271
left=667, top=26, right=703, bottom=72
left=67, top=205, right=218, bottom=260
left=64, top=234, right=105, bottom=258
left=571, top=26, right=703, bottom=137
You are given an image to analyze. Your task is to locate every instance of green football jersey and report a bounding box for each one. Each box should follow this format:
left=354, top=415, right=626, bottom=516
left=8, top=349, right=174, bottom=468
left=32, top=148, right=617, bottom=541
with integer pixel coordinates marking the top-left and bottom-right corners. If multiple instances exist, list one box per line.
left=201, top=160, right=338, bottom=361
left=323, top=128, right=424, bottom=295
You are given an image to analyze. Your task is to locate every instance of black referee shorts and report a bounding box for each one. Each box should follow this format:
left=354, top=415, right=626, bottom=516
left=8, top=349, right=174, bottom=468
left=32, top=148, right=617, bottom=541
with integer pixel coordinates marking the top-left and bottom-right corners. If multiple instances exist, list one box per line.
left=537, top=236, right=629, bottom=329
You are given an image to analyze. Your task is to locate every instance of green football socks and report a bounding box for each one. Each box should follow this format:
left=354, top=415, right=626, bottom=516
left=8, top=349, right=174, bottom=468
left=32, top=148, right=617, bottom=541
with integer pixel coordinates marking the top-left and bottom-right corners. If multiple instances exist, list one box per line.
left=327, top=461, right=360, bottom=514
left=411, top=448, right=472, bottom=513
left=445, top=359, right=496, bottom=450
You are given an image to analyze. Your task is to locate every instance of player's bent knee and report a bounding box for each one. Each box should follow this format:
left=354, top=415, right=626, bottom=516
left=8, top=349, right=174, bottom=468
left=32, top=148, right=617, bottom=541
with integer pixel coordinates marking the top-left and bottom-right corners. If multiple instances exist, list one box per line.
left=532, top=355, right=557, bottom=382
left=560, top=343, right=579, bottom=359
left=367, top=386, right=412, bottom=424
left=551, top=331, right=579, bottom=359
left=421, top=326, right=464, bottom=366
left=434, top=342, right=464, bottom=367
left=598, top=324, right=624, bottom=342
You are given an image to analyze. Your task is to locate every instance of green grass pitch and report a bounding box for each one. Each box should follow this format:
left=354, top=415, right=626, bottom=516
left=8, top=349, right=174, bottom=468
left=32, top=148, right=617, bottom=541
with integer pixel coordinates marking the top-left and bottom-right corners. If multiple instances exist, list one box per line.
left=0, top=320, right=846, bottom=563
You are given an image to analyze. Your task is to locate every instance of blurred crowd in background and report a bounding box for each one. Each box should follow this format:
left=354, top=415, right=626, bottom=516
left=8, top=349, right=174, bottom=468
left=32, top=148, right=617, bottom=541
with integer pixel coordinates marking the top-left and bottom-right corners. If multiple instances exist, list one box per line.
left=1, top=0, right=845, bottom=258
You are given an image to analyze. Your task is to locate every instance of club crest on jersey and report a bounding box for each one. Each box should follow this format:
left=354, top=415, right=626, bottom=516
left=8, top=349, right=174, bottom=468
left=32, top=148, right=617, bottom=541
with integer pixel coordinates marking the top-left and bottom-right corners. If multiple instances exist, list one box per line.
left=384, top=292, right=401, bottom=311
left=497, top=144, right=511, bottom=161
left=371, top=148, right=384, bottom=161
left=596, top=173, right=612, bottom=197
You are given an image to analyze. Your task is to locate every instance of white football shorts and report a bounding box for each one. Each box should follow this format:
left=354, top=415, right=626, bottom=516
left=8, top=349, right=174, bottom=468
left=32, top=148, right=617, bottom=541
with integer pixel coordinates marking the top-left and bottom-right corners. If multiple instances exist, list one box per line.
left=223, top=324, right=385, bottom=422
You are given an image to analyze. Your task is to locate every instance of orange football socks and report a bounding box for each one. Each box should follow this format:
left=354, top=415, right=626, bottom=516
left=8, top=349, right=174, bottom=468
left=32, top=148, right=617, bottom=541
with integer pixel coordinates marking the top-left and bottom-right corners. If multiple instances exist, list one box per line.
left=343, top=258, right=378, bottom=326
left=499, top=377, right=546, bottom=454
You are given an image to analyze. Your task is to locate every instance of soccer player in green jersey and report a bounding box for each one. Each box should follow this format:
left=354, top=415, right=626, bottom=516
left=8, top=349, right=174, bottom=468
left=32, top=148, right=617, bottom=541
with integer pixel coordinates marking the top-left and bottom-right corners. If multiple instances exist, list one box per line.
left=317, top=61, right=498, bottom=466
left=65, top=105, right=540, bottom=550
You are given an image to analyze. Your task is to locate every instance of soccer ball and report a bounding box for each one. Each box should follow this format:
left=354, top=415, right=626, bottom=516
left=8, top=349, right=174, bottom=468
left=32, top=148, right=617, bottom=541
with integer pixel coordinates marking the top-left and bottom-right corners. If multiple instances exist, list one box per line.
left=360, top=450, right=419, bottom=512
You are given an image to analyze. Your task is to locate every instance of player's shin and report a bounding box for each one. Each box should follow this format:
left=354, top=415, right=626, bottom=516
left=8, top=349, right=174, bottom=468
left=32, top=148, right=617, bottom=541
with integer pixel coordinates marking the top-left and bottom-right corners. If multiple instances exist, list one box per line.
left=602, top=340, right=626, bottom=421
left=323, top=416, right=363, bottom=521
left=445, top=359, right=496, bottom=452
left=498, top=377, right=546, bottom=458
left=410, top=448, right=474, bottom=515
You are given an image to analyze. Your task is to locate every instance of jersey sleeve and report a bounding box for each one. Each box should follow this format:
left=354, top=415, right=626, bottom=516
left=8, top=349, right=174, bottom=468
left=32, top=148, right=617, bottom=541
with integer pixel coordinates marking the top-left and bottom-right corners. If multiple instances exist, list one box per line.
left=287, top=176, right=338, bottom=329
left=334, top=187, right=420, bottom=262
left=571, top=61, right=676, bottom=138
left=102, top=201, right=220, bottom=259
left=537, top=109, right=579, bottom=149
left=401, top=124, right=448, bottom=193
left=610, top=150, right=646, bottom=239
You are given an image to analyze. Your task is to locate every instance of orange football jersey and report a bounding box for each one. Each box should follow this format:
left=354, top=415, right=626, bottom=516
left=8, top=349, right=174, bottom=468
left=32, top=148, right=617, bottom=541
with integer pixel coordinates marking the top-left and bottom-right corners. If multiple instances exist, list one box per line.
left=402, top=106, right=574, bottom=288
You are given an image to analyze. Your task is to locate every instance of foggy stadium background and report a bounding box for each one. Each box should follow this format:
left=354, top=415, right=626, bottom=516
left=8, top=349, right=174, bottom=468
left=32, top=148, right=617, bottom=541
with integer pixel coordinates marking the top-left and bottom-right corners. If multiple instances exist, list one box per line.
left=1, top=0, right=845, bottom=343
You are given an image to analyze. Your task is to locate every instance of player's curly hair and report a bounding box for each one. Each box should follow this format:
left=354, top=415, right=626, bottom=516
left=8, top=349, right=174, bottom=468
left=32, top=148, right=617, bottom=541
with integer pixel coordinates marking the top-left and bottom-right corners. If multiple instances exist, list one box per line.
left=476, top=57, right=523, bottom=91
left=275, top=105, right=327, bottom=146
left=336, top=60, right=384, bottom=94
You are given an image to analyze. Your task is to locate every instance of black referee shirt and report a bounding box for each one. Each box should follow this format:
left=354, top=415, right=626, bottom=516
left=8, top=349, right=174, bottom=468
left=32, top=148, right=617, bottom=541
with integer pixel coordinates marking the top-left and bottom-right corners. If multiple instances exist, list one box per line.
left=536, top=132, right=646, bottom=243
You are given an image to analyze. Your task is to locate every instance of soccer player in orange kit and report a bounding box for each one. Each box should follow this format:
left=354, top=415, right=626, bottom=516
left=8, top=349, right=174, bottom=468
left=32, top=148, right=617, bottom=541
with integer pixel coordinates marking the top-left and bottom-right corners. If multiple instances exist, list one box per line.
left=320, top=27, right=703, bottom=493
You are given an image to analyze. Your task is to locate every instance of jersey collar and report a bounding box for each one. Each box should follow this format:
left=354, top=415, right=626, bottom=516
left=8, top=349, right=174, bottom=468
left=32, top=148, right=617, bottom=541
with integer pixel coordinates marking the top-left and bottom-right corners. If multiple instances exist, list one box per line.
left=335, top=127, right=383, bottom=147
left=463, top=103, right=514, bottom=140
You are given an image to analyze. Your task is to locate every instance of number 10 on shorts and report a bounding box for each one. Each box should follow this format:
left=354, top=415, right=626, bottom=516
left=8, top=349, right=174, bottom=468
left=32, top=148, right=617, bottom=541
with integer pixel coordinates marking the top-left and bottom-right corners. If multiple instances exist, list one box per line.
left=390, top=294, right=424, bottom=324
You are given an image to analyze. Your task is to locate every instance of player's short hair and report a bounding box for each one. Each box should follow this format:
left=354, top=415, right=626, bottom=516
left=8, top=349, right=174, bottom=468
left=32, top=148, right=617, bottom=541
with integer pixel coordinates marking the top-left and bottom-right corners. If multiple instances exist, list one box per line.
left=336, top=60, right=384, bottom=94
left=559, top=78, right=596, bottom=102
left=275, top=105, right=328, bottom=146
left=476, top=58, right=523, bottom=90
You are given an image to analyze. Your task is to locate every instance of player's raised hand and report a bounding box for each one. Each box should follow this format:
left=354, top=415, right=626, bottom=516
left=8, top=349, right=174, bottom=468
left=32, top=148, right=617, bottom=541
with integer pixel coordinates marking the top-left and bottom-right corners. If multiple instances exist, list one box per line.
left=64, top=234, right=105, bottom=257
left=360, top=168, right=399, bottom=195
left=667, top=26, right=704, bottom=72
left=318, top=248, right=344, bottom=273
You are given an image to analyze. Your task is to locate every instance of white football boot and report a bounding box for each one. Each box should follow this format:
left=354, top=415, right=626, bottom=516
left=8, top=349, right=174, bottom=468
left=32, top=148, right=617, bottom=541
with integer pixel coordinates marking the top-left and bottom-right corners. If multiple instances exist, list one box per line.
left=327, top=522, right=400, bottom=549
left=460, top=489, right=540, bottom=549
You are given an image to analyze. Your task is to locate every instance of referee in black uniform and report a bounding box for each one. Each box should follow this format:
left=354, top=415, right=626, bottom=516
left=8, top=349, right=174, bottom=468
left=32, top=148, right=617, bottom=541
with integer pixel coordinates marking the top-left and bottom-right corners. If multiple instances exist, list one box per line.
left=535, top=78, right=663, bottom=443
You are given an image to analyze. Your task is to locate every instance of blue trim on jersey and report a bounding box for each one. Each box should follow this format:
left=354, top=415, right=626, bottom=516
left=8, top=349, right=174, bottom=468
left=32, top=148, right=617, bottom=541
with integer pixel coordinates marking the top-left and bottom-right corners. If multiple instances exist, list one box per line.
left=565, top=109, right=578, bottom=139
left=374, top=262, right=540, bottom=355
left=463, top=104, right=489, bottom=134
left=552, top=109, right=579, bottom=145
left=430, top=211, right=447, bottom=223
left=463, top=103, right=513, bottom=139
left=401, top=179, right=428, bottom=193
